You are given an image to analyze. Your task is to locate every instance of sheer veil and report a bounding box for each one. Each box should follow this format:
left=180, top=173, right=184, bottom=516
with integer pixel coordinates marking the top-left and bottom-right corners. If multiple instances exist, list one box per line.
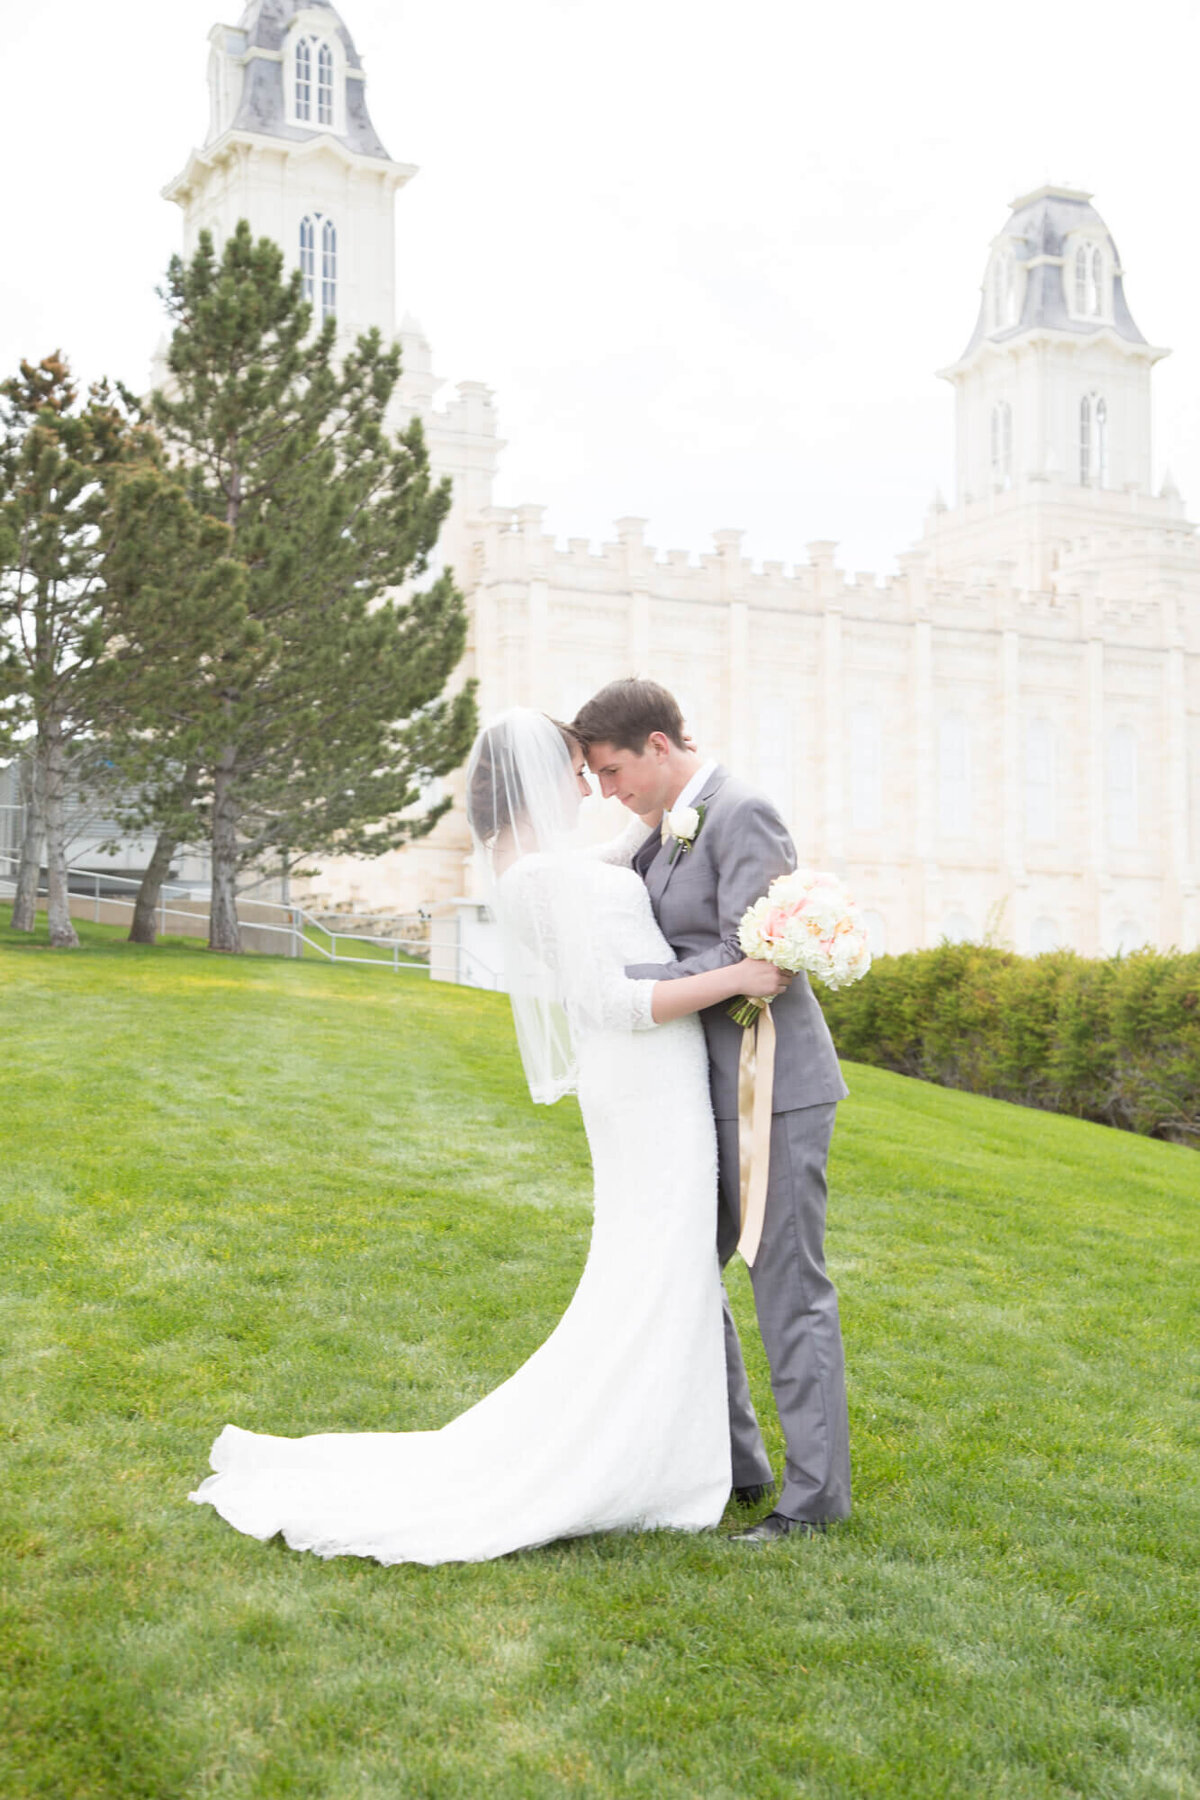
left=466, top=709, right=594, bottom=1105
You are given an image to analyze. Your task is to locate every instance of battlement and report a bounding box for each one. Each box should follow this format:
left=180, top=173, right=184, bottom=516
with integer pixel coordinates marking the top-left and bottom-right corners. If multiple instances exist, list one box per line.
left=466, top=506, right=1200, bottom=652
left=473, top=509, right=913, bottom=611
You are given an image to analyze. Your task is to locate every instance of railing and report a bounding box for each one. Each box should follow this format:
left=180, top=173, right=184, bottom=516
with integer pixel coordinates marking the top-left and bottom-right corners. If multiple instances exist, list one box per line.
left=0, top=851, right=196, bottom=936
left=0, top=851, right=502, bottom=989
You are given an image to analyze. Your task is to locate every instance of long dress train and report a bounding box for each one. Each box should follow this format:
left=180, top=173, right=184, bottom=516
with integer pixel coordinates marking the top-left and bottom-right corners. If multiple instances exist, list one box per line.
left=190, top=851, right=730, bottom=1565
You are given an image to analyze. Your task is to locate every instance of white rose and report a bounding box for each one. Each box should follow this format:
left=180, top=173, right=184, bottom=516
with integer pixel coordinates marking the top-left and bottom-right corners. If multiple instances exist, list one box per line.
left=666, top=804, right=701, bottom=844
left=737, top=896, right=774, bottom=958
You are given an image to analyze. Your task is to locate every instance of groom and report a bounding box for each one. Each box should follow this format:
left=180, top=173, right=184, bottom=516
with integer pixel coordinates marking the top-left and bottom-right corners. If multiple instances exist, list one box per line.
left=572, top=678, right=851, bottom=1539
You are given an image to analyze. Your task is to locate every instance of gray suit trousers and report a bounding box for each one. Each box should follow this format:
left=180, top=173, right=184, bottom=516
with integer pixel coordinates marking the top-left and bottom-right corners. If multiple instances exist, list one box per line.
left=716, top=1106, right=852, bottom=1522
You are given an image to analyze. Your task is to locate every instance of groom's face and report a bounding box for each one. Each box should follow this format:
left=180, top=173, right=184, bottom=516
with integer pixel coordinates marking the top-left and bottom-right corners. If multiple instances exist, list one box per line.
left=585, top=736, right=673, bottom=815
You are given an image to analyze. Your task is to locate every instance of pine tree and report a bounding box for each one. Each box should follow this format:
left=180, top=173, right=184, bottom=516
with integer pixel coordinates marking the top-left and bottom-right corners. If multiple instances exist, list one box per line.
left=90, top=468, right=246, bottom=943
left=0, top=355, right=152, bottom=945
left=119, top=222, right=475, bottom=952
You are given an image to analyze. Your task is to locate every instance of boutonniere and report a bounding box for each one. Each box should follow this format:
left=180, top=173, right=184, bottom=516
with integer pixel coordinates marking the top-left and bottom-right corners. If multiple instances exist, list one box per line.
left=663, top=801, right=707, bottom=865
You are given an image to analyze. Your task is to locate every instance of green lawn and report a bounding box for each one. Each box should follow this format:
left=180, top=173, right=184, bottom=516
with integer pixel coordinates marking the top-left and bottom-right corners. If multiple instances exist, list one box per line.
left=1, top=920, right=1197, bottom=1800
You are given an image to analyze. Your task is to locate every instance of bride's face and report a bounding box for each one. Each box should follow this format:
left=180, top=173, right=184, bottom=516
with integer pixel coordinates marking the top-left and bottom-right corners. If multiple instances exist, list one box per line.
left=563, top=745, right=593, bottom=819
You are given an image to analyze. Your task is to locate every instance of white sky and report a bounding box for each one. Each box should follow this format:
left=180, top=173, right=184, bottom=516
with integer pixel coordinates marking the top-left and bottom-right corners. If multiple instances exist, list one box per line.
left=6, top=0, right=1200, bottom=574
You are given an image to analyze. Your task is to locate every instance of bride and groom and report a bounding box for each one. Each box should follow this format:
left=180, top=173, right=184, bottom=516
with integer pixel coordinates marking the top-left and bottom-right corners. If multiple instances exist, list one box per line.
left=191, top=678, right=851, bottom=1563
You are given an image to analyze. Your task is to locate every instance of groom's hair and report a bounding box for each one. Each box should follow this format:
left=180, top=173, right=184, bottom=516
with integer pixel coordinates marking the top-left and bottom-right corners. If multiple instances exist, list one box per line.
left=572, top=679, right=687, bottom=753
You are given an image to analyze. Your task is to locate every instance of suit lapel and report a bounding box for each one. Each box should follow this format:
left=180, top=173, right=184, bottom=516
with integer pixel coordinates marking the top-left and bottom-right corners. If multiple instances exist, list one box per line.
left=652, top=765, right=729, bottom=906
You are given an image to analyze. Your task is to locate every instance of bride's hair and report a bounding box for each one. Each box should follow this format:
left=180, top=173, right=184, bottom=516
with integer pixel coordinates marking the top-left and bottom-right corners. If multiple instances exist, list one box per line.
left=465, top=710, right=598, bottom=1107
left=467, top=714, right=581, bottom=844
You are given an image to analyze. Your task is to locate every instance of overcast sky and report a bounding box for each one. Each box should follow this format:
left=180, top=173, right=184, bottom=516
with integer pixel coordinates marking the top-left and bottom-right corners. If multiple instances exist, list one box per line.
left=5, top=0, right=1200, bottom=574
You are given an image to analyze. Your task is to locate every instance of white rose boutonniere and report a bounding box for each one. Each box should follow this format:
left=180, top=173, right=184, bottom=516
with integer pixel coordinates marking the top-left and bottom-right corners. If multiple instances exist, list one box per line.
left=663, top=802, right=706, bottom=865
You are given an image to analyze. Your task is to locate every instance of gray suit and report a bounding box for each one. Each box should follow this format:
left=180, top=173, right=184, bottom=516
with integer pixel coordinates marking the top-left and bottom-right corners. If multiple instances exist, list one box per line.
left=628, top=766, right=852, bottom=1521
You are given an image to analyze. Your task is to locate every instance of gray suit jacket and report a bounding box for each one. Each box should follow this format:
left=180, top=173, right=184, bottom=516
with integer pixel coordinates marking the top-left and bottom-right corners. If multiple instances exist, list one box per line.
left=627, top=766, right=849, bottom=1120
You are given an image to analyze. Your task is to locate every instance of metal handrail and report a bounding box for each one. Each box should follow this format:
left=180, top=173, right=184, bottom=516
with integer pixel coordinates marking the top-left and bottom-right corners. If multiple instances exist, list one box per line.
left=0, top=850, right=501, bottom=987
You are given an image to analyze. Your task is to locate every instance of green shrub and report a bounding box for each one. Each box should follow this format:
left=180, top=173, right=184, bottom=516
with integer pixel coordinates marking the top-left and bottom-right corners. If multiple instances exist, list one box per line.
left=823, top=943, right=1200, bottom=1146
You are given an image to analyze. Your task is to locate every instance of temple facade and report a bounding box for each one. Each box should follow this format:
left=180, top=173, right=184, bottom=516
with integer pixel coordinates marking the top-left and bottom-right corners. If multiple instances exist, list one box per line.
left=166, top=4, right=1200, bottom=956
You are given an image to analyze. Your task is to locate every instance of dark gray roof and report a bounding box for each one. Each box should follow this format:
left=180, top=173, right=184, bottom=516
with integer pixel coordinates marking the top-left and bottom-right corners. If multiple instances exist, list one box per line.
left=227, top=0, right=391, bottom=161
left=957, top=186, right=1147, bottom=361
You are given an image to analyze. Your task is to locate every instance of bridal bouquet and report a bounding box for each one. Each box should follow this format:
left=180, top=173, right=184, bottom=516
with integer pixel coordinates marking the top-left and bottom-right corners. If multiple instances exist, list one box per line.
left=728, top=869, right=872, bottom=1027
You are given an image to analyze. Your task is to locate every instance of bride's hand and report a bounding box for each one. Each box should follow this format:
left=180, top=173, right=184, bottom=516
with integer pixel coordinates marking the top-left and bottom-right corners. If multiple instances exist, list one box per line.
left=735, top=958, right=793, bottom=998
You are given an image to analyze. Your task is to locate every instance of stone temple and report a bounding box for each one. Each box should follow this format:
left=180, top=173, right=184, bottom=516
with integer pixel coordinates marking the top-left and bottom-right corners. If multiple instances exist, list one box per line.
left=161, top=0, right=1199, bottom=958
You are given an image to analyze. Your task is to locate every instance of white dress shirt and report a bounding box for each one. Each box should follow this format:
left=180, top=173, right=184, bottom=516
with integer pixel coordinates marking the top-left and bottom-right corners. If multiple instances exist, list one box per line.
left=667, top=759, right=717, bottom=819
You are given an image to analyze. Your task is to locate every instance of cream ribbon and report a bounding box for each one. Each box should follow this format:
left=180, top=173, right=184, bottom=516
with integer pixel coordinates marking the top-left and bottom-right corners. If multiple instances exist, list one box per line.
left=736, top=1001, right=776, bottom=1267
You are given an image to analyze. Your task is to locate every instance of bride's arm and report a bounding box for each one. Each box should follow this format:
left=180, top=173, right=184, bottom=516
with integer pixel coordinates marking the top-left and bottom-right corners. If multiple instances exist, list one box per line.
left=650, top=956, right=789, bottom=1024
left=573, top=811, right=657, bottom=867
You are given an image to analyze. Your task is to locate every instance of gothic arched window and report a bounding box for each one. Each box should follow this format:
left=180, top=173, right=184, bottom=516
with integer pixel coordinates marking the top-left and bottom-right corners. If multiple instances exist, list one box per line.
left=990, top=250, right=1018, bottom=332
left=862, top=910, right=887, bottom=956
left=1113, top=917, right=1146, bottom=955
left=754, top=696, right=794, bottom=815
left=991, top=400, right=1013, bottom=490
left=939, top=712, right=973, bottom=837
left=941, top=912, right=974, bottom=944
left=1080, top=393, right=1108, bottom=487
left=1106, top=725, right=1138, bottom=847
left=299, top=215, right=316, bottom=304
left=300, top=214, right=337, bottom=321
left=295, top=36, right=313, bottom=122
left=1025, top=716, right=1056, bottom=841
left=317, top=41, right=335, bottom=127
left=849, top=704, right=882, bottom=832
left=321, top=219, right=338, bottom=320
left=1072, top=240, right=1106, bottom=319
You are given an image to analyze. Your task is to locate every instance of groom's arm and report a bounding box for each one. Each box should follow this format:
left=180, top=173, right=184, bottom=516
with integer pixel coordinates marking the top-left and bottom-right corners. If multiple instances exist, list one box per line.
left=625, top=798, right=796, bottom=982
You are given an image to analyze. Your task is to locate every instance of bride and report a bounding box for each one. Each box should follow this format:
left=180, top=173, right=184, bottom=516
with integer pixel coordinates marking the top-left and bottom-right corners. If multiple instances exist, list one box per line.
left=190, top=710, right=789, bottom=1565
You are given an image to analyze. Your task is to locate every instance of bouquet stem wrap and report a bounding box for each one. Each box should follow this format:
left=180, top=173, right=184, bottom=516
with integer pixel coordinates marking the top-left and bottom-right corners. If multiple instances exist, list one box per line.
left=735, top=999, right=776, bottom=1268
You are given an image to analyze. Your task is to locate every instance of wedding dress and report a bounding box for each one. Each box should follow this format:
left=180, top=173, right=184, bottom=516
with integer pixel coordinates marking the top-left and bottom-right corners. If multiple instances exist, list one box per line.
left=190, top=817, right=730, bottom=1565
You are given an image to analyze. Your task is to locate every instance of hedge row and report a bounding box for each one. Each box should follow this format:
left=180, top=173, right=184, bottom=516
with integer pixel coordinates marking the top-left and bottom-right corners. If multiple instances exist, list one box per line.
left=820, top=943, right=1200, bottom=1147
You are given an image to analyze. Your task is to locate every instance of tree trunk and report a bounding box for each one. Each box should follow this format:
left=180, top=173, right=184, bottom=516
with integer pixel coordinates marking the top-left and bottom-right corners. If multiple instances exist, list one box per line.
left=10, top=757, right=43, bottom=933
left=209, top=748, right=241, bottom=953
left=129, top=829, right=176, bottom=946
left=42, top=721, right=79, bottom=949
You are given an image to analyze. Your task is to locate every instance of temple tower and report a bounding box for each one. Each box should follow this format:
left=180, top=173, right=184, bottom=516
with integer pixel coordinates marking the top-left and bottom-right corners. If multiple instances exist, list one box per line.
left=164, top=1, right=415, bottom=346
left=163, top=1, right=501, bottom=571
left=922, top=185, right=1180, bottom=588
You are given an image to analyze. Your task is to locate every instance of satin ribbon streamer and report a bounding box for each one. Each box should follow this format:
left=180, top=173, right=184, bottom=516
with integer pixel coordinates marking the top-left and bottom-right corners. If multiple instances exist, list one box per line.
left=736, top=1002, right=776, bottom=1266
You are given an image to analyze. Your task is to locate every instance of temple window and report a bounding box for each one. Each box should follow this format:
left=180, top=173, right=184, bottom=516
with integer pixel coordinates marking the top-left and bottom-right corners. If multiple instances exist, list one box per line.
left=990, top=251, right=1018, bottom=331
left=295, top=36, right=313, bottom=121
left=299, top=215, right=315, bottom=303
left=1106, top=726, right=1138, bottom=847
left=300, top=214, right=337, bottom=321
left=1080, top=393, right=1108, bottom=487
left=1025, top=718, right=1056, bottom=841
left=321, top=218, right=338, bottom=320
left=318, top=41, right=335, bottom=127
left=938, top=713, right=973, bottom=836
left=1072, top=240, right=1107, bottom=319
left=991, top=400, right=1013, bottom=490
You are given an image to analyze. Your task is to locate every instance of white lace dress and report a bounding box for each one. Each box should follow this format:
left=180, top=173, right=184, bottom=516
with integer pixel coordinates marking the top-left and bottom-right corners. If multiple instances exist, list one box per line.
left=190, top=827, right=730, bottom=1565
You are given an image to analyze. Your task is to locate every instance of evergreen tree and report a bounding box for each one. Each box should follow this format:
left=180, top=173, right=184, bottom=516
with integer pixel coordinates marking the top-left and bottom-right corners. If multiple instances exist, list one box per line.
left=0, top=355, right=152, bottom=945
left=122, top=221, right=475, bottom=953
left=91, top=469, right=245, bottom=943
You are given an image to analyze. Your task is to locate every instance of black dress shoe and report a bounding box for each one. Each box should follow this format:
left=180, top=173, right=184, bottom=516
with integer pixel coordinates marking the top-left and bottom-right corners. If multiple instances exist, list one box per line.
left=732, top=1481, right=775, bottom=1507
left=728, top=1511, right=828, bottom=1543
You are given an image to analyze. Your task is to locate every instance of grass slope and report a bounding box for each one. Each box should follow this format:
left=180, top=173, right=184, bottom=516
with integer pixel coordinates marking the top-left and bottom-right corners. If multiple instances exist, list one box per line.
left=1, top=921, right=1197, bottom=1800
